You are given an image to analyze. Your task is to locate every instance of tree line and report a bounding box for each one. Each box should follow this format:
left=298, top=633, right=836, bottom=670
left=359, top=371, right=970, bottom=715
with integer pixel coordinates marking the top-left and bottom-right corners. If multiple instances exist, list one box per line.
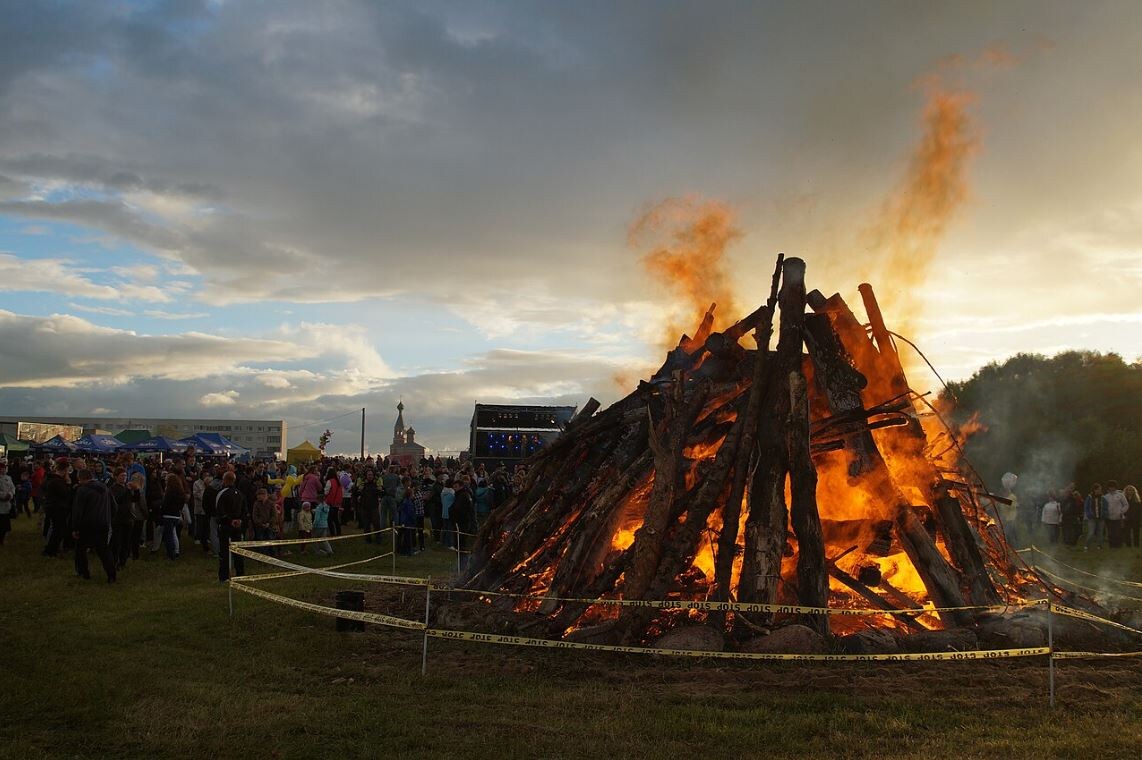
left=942, top=351, right=1141, bottom=495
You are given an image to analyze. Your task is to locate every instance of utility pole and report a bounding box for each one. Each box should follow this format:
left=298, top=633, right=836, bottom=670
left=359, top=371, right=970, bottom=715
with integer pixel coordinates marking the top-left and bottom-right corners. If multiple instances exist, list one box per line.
left=360, top=407, right=366, bottom=459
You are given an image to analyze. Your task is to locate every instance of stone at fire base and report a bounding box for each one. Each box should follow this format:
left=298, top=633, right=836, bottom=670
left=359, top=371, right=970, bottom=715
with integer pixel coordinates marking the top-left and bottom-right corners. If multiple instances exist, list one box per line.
left=897, top=627, right=979, bottom=653
left=839, top=628, right=899, bottom=654
left=975, top=613, right=1049, bottom=649
left=652, top=625, right=725, bottom=652
left=740, top=624, right=829, bottom=654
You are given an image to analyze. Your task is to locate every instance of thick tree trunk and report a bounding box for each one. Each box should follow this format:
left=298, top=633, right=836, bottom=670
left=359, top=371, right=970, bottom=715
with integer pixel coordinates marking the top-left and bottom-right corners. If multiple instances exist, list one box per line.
left=894, top=505, right=971, bottom=625
left=786, top=370, right=829, bottom=635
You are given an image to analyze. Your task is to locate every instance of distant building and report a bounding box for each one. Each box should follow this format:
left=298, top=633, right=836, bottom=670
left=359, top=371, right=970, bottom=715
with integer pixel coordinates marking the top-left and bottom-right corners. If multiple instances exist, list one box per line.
left=388, top=401, right=426, bottom=465
left=468, top=403, right=576, bottom=468
left=0, top=415, right=287, bottom=458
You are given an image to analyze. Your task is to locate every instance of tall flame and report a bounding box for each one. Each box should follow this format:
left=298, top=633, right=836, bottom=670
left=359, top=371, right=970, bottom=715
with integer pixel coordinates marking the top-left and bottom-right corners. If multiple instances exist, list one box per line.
left=630, top=196, right=743, bottom=350
left=856, top=72, right=979, bottom=332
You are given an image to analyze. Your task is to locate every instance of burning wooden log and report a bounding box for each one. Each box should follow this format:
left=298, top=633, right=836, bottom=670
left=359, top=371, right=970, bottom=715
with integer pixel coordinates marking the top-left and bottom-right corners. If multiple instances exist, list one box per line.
left=460, top=256, right=1023, bottom=646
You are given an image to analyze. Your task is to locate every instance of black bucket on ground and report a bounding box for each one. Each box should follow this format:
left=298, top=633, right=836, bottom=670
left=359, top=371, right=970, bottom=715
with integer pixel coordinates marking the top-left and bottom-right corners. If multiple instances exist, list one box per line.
left=335, top=590, right=366, bottom=632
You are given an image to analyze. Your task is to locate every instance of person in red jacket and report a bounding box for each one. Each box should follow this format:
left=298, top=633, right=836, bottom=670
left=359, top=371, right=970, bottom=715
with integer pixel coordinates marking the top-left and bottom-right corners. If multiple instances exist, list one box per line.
left=323, top=467, right=343, bottom=537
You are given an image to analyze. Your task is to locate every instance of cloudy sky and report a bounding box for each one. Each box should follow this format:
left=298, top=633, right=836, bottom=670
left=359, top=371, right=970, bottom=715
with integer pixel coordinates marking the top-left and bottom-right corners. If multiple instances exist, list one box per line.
left=0, top=1, right=1139, bottom=452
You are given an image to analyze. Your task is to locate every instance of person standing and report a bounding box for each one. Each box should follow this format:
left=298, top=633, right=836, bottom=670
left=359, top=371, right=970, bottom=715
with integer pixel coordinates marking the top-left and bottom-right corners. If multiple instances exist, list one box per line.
left=296, top=502, right=314, bottom=553
left=15, top=466, right=32, bottom=518
left=381, top=465, right=401, bottom=530
left=298, top=466, right=321, bottom=513
left=1124, top=485, right=1141, bottom=548
left=250, top=487, right=276, bottom=556
left=356, top=469, right=382, bottom=543
left=1039, top=491, right=1062, bottom=545
left=1082, top=484, right=1108, bottom=551
left=451, top=479, right=475, bottom=570
left=126, top=473, right=147, bottom=560
left=202, top=469, right=222, bottom=556
left=1104, top=481, right=1129, bottom=549
left=1060, top=486, right=1084, bottom=546
left=30, top=459, right=45, bottom=514
left=160, top=473, right=186, bottom=560
left=323, top=467, right=343, bottom=537
left=0, top=462, right=14, bottom=545
left=71, top=469, right=117, bottom=582
left=108, top=468, right=133, bottom=568
left=312, top=501, right=333, bottom=556
left=439, top=478, right=456, bottom=549
left=215, top=472, right=248, bottom=582
left=42, top=460, right=74, bottom=557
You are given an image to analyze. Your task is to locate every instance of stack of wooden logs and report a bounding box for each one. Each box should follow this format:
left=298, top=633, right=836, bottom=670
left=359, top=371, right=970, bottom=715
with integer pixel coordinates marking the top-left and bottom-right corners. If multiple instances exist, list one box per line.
left=462, top=255, right=1026, bottom=645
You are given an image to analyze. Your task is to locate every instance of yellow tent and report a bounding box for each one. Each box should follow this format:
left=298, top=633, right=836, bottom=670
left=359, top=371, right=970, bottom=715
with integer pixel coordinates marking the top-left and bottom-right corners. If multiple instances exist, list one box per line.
left=286, top=440, right=321, bottom=466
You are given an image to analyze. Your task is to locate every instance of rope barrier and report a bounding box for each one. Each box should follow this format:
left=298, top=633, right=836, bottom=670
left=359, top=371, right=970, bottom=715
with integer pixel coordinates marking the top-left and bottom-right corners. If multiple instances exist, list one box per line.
left=1029, top=545, right=1142, bottom=589
left=233, top=527, right=392, bottom=549
left=1048, top=603, right=1142, bottom=637
left=229, top=545, right=429, bottom=586
left=239, top=551, right=396, bottom=583
left=1033, top=565, right=1142, bottom=603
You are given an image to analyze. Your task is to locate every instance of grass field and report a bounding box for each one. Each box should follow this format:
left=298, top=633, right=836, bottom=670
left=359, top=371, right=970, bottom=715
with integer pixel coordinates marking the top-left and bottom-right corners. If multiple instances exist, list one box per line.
left=1, top=515, right=1140, bottom=759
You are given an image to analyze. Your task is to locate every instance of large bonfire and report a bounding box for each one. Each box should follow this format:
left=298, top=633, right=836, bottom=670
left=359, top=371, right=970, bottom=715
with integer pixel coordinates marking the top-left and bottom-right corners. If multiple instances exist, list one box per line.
left=461, top=255, right=1045, bottom=648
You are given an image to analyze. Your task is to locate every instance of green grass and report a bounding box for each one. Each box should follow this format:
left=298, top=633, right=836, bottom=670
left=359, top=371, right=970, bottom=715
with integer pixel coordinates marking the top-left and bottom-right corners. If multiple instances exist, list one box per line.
left=1, top=515, right=1140, bottom=759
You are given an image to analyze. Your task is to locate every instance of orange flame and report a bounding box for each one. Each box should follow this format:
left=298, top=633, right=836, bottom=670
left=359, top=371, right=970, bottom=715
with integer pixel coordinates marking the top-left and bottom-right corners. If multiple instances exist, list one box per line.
left=629, top=196, right=743, bottom=351
left=856, top=73, right=978, bottom=334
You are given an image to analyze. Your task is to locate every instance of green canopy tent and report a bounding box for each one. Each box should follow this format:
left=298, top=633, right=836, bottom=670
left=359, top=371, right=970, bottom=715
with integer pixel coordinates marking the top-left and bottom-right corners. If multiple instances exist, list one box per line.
left=114, top=429, right=154, bottom=445
left=0, top=433, right=30, bottom=458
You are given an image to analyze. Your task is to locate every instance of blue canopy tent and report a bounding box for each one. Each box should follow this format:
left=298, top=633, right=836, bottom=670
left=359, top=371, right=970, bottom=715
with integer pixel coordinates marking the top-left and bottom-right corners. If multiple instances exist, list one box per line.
left=73, top=434, right=126, bottom=455
left=178, top=434, right=227, bottom=456
left=32, top=435, right=77, bottom=453
left=182, top=432, right=250, bottom=458
left=125, top=436, right=189, bottom=454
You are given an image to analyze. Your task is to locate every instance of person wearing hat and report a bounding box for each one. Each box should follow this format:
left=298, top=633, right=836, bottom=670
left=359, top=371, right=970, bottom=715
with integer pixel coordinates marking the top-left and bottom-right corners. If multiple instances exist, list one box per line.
left=0, top=461, right=15, bottom=544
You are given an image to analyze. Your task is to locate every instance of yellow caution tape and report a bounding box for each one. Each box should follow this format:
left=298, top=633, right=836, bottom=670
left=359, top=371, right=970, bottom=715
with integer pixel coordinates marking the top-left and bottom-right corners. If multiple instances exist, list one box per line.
left=229, top=546, right=1044, bottom=618
left=240, top=551, right=396, bottom=583
left=230, top=545, right=430, bottom=586
left=229, top=579, right=426, bottom=630
left=431, top=584, right=1044, bottom=618
left=233, top=527, right=392, bottom=548
left=1030, top=545, right=1142, bottom=589
left=424, top=628, right=1049, bottom=662
left=1051, top=650, right=1142, bottom=660
left=1034, top=566, right=1142, bottom=603
left=1049, top=603, right=1142, bottom=637
left=230, top=577, right=1142, bottom=663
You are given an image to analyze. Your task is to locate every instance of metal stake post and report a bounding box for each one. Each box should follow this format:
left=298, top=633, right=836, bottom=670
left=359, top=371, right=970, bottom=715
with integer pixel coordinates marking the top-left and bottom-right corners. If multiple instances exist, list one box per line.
left=421, top=576, right=432, bottom=676
left=227, top=544, right=234, bottom=617
left=1047, top=601, right=1056, bottom=708
left=391, top=526, right=397, bottom=576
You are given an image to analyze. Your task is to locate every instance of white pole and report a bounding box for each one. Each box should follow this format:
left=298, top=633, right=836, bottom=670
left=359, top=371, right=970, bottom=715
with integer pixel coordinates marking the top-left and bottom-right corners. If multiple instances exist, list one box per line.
left=421, top=576, right=432, bottom=676
left=1047, top=601, right=1055, bottom=708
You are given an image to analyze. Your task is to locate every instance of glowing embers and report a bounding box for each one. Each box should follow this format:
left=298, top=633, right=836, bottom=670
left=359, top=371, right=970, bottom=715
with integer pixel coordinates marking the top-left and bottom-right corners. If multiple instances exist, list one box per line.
left=609, top=477, right=653, bottom=552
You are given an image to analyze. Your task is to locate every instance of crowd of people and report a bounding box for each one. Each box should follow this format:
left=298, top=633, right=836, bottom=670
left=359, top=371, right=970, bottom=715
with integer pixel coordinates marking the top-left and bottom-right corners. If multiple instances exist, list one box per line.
left=0, top=448, right=527, bottom=583
left=999, top=478, right=1141, bottom=550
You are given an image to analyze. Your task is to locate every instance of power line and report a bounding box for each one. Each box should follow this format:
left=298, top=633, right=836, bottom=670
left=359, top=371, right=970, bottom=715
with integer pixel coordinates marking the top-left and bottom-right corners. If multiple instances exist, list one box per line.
left=288, top=409, right=361, bottom=432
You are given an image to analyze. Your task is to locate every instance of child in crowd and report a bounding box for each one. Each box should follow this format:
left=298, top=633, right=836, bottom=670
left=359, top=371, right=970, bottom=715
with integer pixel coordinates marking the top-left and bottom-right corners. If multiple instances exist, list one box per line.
left=312, top=500, right=332, bottom=556
left=16, top=468, right=32, bottom=517
left=396, top=485, right=416, bottom=557
left=297, top=501, right=314, bottom=554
